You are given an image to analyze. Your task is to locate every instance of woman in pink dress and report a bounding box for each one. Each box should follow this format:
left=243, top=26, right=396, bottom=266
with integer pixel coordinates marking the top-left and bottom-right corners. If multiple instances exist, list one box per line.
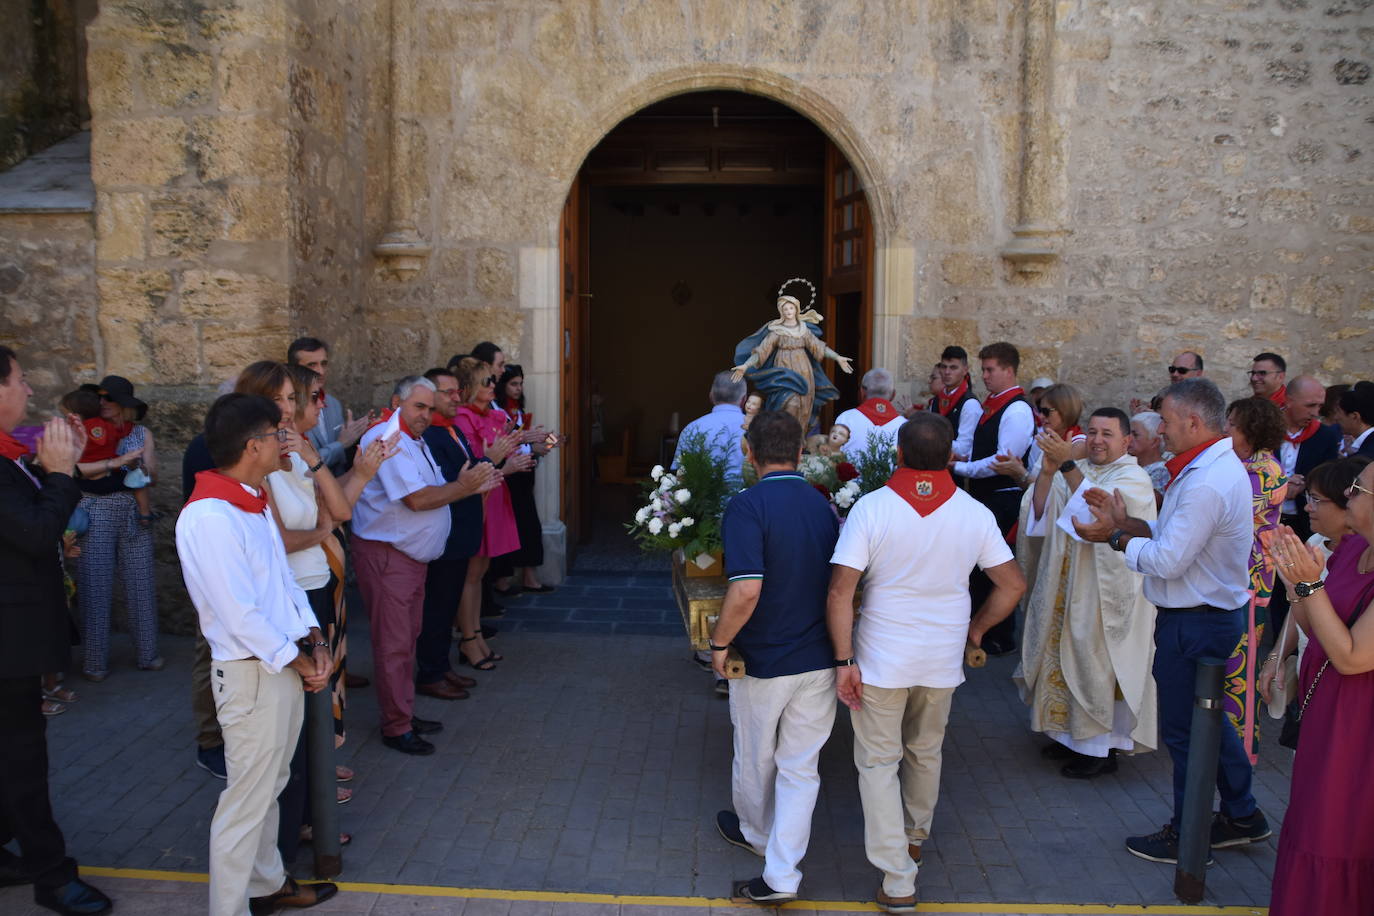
left=452, top=358, right=531, bottom=669
left=1267, top=457, right=1374, bottom=915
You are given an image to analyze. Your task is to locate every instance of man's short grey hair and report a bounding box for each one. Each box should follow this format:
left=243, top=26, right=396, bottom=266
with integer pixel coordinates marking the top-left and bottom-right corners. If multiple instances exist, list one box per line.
left=1131, top=411, right=1162, bottom=439
left=394, top=375, right=436, bottom=401
left=710, top=370, right=746, bottom=405
left=1163, top=378, right=1226, bottom=432
left=861, top=367, right=895, bottom=400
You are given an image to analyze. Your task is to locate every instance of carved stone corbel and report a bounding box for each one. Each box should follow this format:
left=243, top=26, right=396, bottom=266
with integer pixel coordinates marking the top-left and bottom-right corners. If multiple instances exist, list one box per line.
left=374, top=0, right=429, bottom=277
left=1001, top=0, right=1066, bottom=275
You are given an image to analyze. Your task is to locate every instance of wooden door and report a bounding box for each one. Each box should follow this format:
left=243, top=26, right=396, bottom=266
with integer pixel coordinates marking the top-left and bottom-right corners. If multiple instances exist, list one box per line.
left=820, top=141, right=873, bottom=419
left=558, top=176, right=590, bottom=546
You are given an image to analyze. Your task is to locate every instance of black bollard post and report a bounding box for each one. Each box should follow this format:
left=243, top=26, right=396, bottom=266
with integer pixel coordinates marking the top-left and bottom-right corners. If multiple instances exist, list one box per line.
left=307, top=686, right=342, bottom=878
left=1174, top=657, right=1225, bottom=903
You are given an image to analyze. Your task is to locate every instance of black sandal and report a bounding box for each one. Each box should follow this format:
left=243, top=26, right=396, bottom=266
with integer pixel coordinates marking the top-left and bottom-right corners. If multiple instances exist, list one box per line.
left=458, top=636, right=497, bottom=670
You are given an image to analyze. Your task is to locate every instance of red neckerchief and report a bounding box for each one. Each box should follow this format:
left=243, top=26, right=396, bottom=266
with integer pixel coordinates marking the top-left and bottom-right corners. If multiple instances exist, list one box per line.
left=1285, top=419, right=1320, bottom=445
left=1164, top=437, right=1223, bottom=490
left=935, top=379, right=969, bottom=417
left=429, top=412, right=454, bottom=428
left=1268, top=387, right=1287, bottom=408
left=185, top=469, right=268, bottom=514
left=0, top=429, right=28, bottom=461
left=366, top=407, right=394, bottom=431
left=1065, top=425, right=1083, bottom=440
left=978, top=386, right=1025, bottom=425
left=885, top=467, right=958, bottom=517
left=365, top=406, right=417, bottom=438
left=856, top=397, right=899, bottom=425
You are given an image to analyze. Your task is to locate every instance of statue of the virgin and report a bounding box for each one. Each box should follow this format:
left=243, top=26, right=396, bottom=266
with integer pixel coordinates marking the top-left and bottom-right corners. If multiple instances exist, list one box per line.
left=731, top=278, right=854, bottom=431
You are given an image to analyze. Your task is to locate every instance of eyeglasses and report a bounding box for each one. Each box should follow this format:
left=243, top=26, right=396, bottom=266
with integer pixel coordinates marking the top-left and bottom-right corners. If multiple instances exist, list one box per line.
left=310, top=390, right=326, bottom=404
left=1345, top=480, right=1374, bottom=500
left=1249, top=369, right=1275, bottom=378
left=1167, top=365, right=1194, bottom=375
left=481, top=375, right=497, bottom=387
left=1305, top=493, right=1329, bottom=508
left=248, top=429, right=290, bottom=444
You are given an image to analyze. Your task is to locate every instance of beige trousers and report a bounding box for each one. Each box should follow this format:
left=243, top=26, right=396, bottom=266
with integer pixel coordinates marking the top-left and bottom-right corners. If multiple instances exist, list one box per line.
left=849, top=683, right=956, bottom=898
left=208, top=660, right=303, bottom=916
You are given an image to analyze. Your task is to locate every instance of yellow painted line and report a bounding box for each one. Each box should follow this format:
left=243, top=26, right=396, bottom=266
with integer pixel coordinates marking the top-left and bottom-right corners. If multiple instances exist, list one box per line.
left=77, top=867, right=1266, bottom=914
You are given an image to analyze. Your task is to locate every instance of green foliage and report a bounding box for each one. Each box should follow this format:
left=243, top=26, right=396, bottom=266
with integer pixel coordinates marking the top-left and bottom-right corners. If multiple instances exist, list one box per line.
left=852, top=429, right=898, bottom=495
left=625, top=429, right=734, bottom=556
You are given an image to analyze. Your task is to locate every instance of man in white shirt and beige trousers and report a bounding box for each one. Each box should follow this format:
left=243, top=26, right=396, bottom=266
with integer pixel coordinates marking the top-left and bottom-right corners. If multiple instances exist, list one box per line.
left=177, top=393, right=337, bottom=916
left=827, top=413, right=1026, bottom=912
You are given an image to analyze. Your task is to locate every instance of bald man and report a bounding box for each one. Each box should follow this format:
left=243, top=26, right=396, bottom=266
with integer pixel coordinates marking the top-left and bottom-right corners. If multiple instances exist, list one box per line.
left=1167, top=351, right=1205, bottom=381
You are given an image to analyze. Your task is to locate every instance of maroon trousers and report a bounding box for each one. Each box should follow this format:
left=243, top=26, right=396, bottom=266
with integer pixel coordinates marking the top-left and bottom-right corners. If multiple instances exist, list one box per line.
left=351, top=536, right=428, bottom=738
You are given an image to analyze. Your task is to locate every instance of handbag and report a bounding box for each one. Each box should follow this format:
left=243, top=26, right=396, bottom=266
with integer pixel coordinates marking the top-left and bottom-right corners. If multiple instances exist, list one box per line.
left=1282, top=574, right=1374, bottom=750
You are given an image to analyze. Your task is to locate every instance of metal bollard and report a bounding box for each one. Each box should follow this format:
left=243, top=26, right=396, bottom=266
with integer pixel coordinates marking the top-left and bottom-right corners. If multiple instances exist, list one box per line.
left=307, top=685, right=342, bottom=878
left=1174, top=657, right=1225, bottom=903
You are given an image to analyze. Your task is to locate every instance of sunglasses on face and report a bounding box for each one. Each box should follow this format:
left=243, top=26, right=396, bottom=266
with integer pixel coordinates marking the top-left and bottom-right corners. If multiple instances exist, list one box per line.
left=481, top=375, right=497, bottom=387
left=310, top=390, right=326, bottom=404
left=1167, top=365, right=1193, bottom=375
left=1038, top=406, right=1055, bottom=417
left=248, top=428, right=290, bottom=445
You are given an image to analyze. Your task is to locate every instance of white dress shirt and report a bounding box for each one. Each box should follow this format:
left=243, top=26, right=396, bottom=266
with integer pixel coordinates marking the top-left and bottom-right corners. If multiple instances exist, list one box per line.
left=1123, top=438, right=1252, bottom=610
left=351, top=422, right=451, bottom=563
left=1278, top=437, right=1301, bottom=515
left=176, top=484, right=319, bottom=674
left=954, top=396, right=1035, bottom=479
left=834, top=406, right=906, bottom=460
left=950, top=396, right=983, bottom=461
left=830, top=486, right=1012, bottom=689
left=1345, top=427, right=1372, bottom=458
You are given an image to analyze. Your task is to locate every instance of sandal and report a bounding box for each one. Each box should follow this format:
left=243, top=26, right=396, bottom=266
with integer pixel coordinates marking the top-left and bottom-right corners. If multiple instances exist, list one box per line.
left=43, top=685, right=78, bottom=703
left=458, top=636, right=497, bottom=671
left=299, top=826, right=352, bottom=847
left=336, top=765, right=354, bottom=783
left=337, top=786, right=352, bottom=804
left=41, top=699, right=67, bottom=717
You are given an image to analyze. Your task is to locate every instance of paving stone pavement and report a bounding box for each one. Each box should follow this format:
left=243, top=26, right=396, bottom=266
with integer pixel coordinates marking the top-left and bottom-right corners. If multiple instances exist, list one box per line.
left=5, top=570, right=1289, bottom=911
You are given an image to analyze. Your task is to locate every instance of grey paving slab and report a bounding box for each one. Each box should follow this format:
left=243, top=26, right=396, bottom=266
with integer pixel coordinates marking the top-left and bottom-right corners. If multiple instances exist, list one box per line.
left=24, top=573, right=1291, bottom=910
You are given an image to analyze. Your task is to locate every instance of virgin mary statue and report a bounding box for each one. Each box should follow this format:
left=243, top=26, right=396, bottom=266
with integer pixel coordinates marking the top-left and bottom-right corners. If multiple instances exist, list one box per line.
left=731, top=280, right=854, bottom=431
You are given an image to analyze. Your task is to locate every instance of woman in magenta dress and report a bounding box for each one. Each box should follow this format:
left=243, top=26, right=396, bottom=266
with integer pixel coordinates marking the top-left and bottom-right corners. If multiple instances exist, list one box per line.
left=452, top=358, right=530, bottom=669
left=1267, top=458, right=1374, bottom=916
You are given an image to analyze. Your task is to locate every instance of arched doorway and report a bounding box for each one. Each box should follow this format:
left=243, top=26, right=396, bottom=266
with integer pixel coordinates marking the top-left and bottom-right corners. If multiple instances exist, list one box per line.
left=558, top=91, right=875, bottom=555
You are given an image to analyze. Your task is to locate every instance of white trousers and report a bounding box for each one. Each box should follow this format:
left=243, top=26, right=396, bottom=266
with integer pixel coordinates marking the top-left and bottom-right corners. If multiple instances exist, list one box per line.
left=728, top=667, right=837, bottom=893
left=849, top=684, right=955, bottom=898
left=209, top=660, right=303, bottom=916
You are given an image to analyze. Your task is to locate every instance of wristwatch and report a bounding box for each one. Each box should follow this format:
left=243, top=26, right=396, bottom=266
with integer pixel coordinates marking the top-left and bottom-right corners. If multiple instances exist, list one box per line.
left=708, top=642, right=730, bottom=652
left=1108, top=529, right=1128, bottom=552
left=1294, top=580, right=1325, bottom=599
left=1059, top=460, right=1077, bottom=474
left=834, top=657, right=857, bottom=667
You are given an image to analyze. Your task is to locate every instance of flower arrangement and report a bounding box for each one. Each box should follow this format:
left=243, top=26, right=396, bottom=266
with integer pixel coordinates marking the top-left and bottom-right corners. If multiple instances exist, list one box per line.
left=626, top=429, right=733, bottom=556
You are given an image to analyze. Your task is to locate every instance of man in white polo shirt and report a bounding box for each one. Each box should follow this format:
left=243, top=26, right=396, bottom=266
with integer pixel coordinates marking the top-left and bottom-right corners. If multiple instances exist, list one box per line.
left=351, top=376, right=499, bottom=755
left=827, top=412, right=1025, bottom=913
left=833, top=368, right=907, bottom=460
left=176, top=393, right=337, bottom=916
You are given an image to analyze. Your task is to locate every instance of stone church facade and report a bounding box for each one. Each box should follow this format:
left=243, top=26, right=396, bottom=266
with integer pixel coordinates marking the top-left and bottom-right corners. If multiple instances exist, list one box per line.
left=1, top=0, right=1370, bottom=617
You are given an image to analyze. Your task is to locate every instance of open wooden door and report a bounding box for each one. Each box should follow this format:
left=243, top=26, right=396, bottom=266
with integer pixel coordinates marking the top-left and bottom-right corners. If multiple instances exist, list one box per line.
left=558, top=176, right=591, bottom=546
left=820, top=141, right=873, bottom=420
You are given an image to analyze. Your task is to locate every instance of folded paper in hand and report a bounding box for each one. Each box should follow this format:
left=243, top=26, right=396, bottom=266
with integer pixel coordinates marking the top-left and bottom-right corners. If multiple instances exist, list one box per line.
left=1056, top=480, right=1098, bottom=544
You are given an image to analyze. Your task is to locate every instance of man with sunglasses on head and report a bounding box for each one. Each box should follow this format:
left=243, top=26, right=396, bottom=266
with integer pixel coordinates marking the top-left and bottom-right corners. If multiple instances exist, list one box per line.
left=176, top=393, right=338, bottom=915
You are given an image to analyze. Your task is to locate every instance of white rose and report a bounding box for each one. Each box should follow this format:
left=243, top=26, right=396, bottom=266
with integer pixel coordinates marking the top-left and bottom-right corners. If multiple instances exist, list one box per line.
left=835, top=490, right=855, bottom=508
left=681, top=517, right=695, bottom=527
left=651, top=497, right=663, bottom=512
left=651, top=465, right=664, bottom=480
left=647, top=517, right=664, bottom=535
left=661, top=474, right=678, bottom=488
left=634, top=506, right=650, bottom=524
left=668, top=522, right=682, bottom=538
left=675, top=488, right=691, bottom=504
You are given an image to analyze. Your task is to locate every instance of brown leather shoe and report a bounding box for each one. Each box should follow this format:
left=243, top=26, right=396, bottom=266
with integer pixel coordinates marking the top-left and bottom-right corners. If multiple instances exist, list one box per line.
left=416, top=680, right=468, bottom=700
left=875, top=887, right=917, bottom=914
left=443, top=671, right=477, bottom=689
left=344, top=672, right=369, bottom=688
left=249, top=877, right=338, bottom=914
left=908, top=842, right=922, bottom=865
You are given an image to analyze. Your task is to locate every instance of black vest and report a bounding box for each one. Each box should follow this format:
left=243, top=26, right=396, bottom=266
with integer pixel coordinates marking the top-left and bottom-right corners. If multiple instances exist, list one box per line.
left=928, top=388, right=975, bottom=433
left=967, top=394, right=1028, bottom=502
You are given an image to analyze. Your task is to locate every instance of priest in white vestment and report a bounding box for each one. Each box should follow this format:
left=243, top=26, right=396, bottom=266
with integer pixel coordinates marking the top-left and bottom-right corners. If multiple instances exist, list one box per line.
left=1013, top=407, right=1159, bottom=778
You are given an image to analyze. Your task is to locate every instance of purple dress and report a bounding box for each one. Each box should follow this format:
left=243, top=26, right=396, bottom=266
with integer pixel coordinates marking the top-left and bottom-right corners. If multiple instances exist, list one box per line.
left=1269, top=533, right=1374, bottom=915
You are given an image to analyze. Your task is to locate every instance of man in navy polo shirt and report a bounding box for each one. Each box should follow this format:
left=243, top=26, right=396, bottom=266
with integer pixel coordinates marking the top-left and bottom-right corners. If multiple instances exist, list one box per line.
left=708, top=410, right=839, bottom=905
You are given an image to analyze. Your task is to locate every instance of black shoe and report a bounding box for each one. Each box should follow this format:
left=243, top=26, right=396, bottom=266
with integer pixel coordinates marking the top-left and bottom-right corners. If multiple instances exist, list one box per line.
left=1125, top=823, right=1213, bottom=866
left=716, top=810, right=763, bottom=857
left=381, top=731, right=435, bottom=756
left=480, top=604, right=506, bottom=619
left=0, top=850, right=29, bottom=888
left=196, top=744, right=228, bottom=779
left=410, top=716, right=443, bottom=735
left=691, top=653, right=712, bottom=671
left=1040, top=742, right=1074, bottom=760
left=1061, top=749, right=1118, bottom=779
left=732, top=876, right=795, bottom=904
left=481, top=624, right=499, bottom=640
left=34, top=878, right=112, bottom=915
left=981, top=636, right=1017, bottom=657
left=1210, top=810, right=1271, bottom=849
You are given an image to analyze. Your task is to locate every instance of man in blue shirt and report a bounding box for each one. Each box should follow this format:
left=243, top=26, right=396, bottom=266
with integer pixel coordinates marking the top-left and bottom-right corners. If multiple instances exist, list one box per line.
left=709, top=410, right=838, bottom=904
left=672, top=370, right=747, bottom=485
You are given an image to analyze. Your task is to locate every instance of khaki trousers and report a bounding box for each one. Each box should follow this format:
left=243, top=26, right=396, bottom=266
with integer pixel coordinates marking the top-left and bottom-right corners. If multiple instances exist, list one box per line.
left=850, top=683, right=955, bottom=898
left=208, top=660, right=303, bottom=916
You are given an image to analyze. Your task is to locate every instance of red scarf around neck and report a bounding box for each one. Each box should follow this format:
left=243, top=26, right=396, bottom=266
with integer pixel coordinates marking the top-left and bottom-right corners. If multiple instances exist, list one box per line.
left=856, top=398, right=899, bottom=425
left=1164, top=437, right=1223, bottom=490
left=1285, top=419, right=1320, bottom=445
left=185, top=469, right=268, bottom=514
left=1268, top=387, right=1287, bottom=408
left=429, top=411, right=454, bottom=428
left=0, top=429, right=28, bottom=461
left=935, top=378, right=969, bottom=417
left=978, top=386, right=1025, bottom=425
left=885, top=467, right=958, bottom=517
left=367, top=407, right=419, bottom=439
